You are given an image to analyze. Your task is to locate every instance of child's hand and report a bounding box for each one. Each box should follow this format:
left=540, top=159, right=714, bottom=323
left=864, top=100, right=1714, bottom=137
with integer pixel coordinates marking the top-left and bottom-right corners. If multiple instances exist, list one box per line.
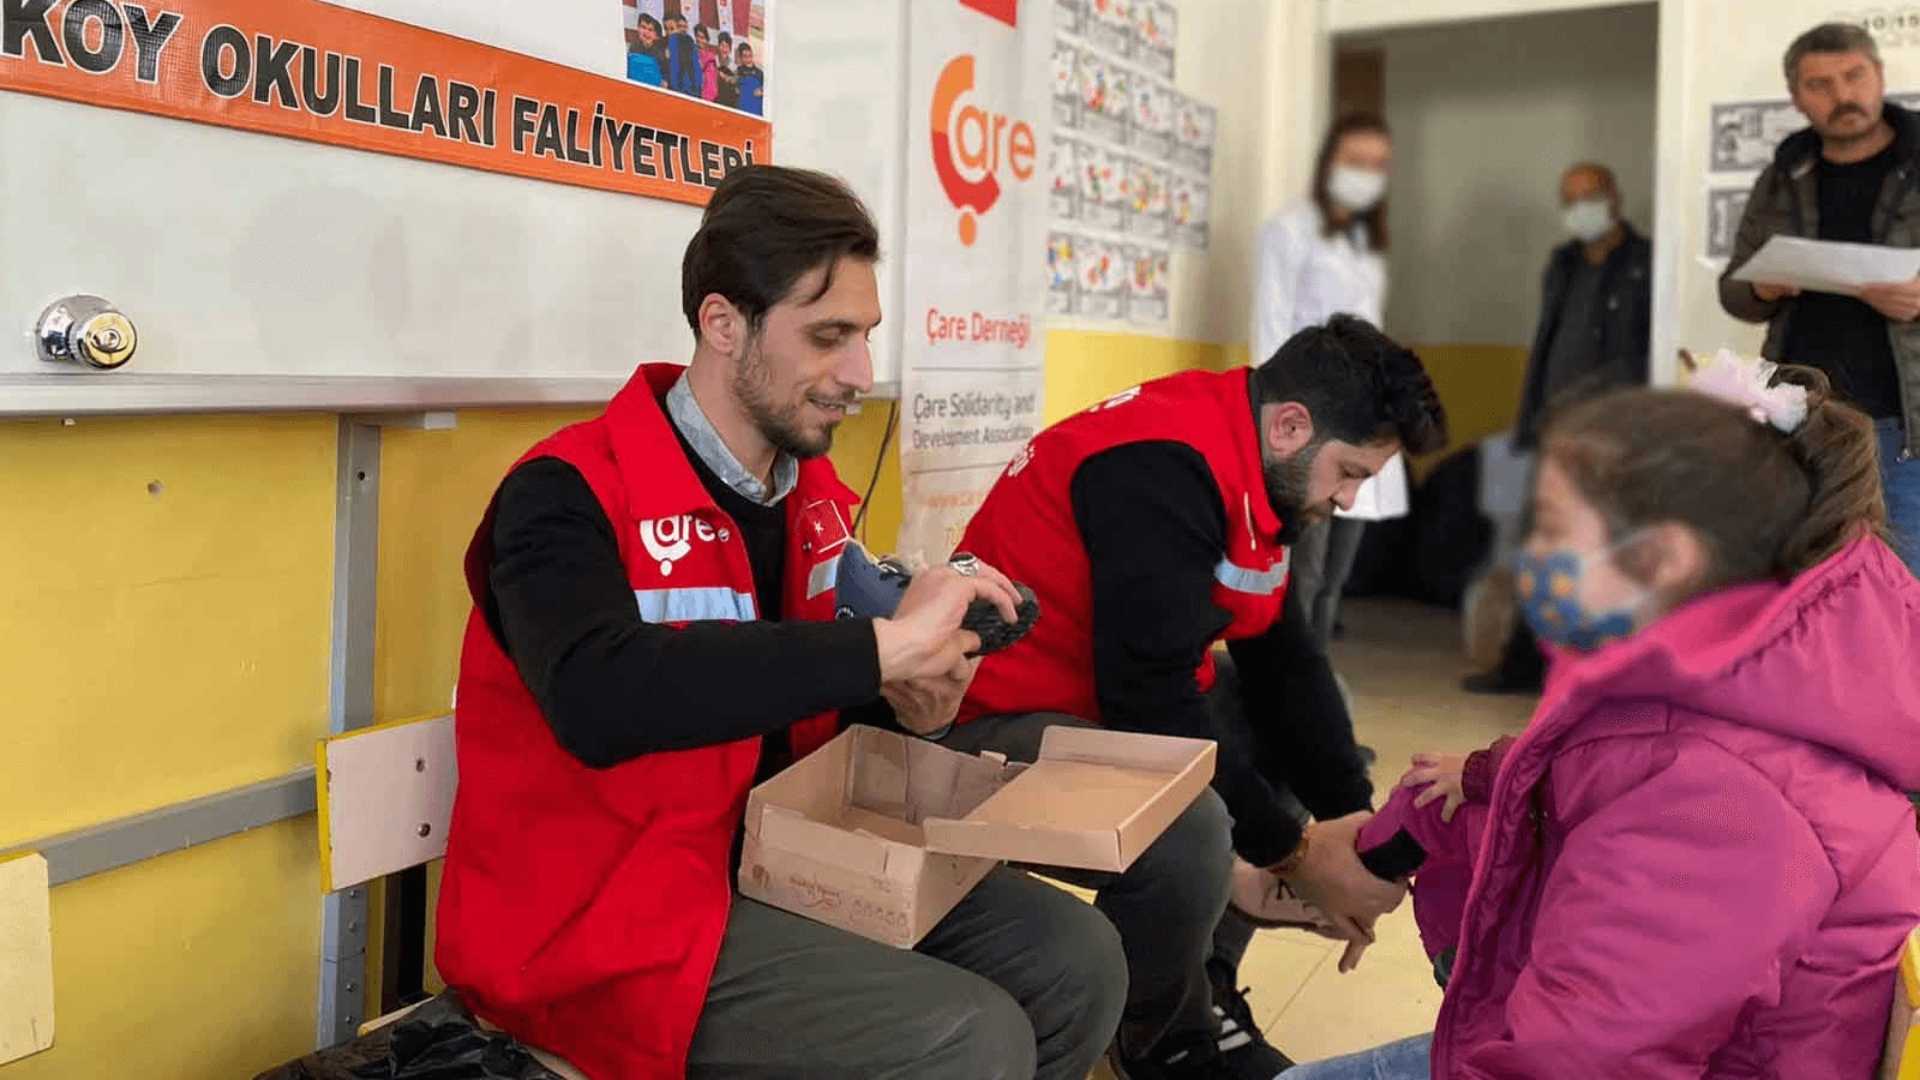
left=1404, top=752, right=1469, bottom=822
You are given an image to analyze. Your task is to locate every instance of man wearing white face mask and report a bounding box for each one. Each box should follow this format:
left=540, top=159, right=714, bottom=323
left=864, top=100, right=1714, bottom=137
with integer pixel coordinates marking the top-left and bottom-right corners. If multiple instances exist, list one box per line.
left=1512, top=162, right=1652, bottom=450
left=1251, top=114, right=1401, bottom=655
left=1466, top=162, right=1651, bottom=697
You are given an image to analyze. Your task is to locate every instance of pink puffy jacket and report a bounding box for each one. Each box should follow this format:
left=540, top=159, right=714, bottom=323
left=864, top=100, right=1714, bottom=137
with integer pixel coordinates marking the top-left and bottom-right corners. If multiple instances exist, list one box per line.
left=1363, top=537, right=1920, bottom=1078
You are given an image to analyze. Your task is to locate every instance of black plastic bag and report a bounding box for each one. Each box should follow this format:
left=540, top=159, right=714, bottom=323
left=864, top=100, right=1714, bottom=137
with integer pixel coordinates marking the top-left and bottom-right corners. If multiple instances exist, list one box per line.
left=254, top=993, right=563, bottom=1080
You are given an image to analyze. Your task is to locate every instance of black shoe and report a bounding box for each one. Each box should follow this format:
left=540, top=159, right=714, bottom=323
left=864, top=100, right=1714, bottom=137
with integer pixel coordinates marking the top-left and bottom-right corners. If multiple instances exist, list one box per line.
left=1108, top=990, right=1294, bottom=1080
left=1212, top=984, right=1295, bottom=1078
left=1461, top=671, right=1541, bottom=696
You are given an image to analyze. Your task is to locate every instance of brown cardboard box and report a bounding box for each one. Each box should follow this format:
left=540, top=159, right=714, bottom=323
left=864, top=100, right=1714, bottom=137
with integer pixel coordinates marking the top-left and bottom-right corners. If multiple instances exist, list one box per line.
left=738, top=724, right=1216, bottom=947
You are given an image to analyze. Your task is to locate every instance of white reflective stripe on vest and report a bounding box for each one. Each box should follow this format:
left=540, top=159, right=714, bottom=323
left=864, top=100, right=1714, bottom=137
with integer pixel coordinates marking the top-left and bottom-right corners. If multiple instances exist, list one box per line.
left=1214, top=555, right=1290, bottom=595
left=806, top=554, right=842, bottom=600
left=634, top=587, right=759, bottom=623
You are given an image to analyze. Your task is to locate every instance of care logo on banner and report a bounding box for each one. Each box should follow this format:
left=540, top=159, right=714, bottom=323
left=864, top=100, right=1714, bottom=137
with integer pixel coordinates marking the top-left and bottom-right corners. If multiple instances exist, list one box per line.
left=930, top=52, right=1039, bottom=246
left=898, top=0, right=1051, bottom=565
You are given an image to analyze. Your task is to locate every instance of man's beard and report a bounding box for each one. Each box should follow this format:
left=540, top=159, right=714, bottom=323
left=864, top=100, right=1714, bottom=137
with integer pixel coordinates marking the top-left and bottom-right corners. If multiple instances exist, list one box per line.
left=1264, top=438, right=1325, bottom=544
left=732, top=337, right=851, bottom=459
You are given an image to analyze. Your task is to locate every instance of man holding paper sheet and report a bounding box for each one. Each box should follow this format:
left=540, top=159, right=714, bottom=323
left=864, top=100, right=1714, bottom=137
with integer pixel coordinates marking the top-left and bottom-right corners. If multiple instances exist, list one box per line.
left=1720, top=22, right=1920, bottom=573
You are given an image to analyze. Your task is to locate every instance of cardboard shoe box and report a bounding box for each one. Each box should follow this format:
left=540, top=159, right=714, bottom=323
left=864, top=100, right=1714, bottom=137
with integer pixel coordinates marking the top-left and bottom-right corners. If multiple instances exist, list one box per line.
left=738, top=723, right=1216, bottom=947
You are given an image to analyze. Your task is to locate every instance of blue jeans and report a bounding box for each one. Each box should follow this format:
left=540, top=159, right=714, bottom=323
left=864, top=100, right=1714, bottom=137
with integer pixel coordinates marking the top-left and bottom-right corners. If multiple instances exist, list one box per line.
left=1880, top=418, right=1920, bottom=576
left=1280, top=1034, right=1433, bottom=1079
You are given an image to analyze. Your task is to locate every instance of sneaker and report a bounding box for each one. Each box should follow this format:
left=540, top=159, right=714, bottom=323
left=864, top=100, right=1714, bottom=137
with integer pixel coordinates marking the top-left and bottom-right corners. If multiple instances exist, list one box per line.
left=1213, top=985, right=1295, bottom=1078
left=1107, top=988, right=1294, bottom=1080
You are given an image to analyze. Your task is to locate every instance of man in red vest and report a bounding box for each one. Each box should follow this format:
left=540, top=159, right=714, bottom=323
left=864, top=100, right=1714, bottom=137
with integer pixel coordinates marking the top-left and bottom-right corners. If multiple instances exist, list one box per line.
left=436, top=166, right=1128, bottom=1079
left=950, top=316, right=1448, bottom=1079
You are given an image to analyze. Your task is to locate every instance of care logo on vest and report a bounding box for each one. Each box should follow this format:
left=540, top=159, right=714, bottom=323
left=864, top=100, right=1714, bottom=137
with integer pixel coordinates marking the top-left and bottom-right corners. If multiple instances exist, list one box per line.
left=639, top=514, right=726, bottom=576
left=1090, top=385, right=1143, bottom=412
left=1006, top=441, right=1036, bottom=477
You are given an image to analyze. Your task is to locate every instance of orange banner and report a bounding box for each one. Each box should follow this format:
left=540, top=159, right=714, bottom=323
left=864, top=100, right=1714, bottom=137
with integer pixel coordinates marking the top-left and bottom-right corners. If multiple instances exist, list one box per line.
left=0, top=0, right=770, bottom=205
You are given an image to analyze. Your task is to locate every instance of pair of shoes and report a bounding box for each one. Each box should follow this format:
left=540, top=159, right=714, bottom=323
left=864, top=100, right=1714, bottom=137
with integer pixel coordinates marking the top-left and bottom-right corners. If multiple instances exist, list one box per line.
left=1460, top=671, right=1541, bottom=696
left=1107, top=986, right=1293, bottom=1079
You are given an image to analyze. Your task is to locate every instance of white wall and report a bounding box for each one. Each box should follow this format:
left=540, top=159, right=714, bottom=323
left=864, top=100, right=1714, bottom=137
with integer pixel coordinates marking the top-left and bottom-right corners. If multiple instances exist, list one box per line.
left=1654, top=1, right=1920, bottom=379
left=1165, top=0, right=1325, bottom=346
left=0, top=0, right=909, bottom=385
left=1327, top=0, right=1641, bottom=35
left=1369, top=2, right=1658, bottom=346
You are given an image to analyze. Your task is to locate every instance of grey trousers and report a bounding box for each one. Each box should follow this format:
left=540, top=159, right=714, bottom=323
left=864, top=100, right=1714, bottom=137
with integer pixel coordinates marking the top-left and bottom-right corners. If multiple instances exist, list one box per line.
left=686, top=867, right=1127, bottom=1079
left=939, top=713, right=1236, bottom=1061
left=1290, top=516, right=1367, bottom=649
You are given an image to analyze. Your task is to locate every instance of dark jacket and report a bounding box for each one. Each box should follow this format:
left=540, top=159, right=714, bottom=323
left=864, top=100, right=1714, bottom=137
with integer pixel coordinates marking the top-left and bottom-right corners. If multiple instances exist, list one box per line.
left=666, top=33, right=701, bottom=97
left=1719, top=101, right=1920, bottom=459
left=1514, top=223, right=1652, bottom=447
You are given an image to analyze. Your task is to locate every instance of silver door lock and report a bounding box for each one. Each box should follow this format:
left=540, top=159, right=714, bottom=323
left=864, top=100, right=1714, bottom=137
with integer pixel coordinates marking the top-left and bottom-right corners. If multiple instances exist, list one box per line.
left=37, top=295, right=137, bottom=370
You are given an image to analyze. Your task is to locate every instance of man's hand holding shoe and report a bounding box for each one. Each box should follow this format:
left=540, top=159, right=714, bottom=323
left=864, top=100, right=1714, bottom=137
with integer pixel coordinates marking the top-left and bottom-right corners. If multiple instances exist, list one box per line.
left=872, top=560, right=1021, bottom=735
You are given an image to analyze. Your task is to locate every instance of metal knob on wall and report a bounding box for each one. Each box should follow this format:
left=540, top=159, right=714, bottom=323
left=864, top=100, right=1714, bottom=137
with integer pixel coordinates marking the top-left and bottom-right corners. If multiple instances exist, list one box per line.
left=36, top=295, right=137, bottom=370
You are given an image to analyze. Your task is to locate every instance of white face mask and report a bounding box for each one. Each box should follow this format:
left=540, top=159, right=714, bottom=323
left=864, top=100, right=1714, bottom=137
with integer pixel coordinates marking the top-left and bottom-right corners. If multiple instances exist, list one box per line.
left=1327, top=166, right=1387, bottom=213
left=1562, top=198, right=1615, bottom=243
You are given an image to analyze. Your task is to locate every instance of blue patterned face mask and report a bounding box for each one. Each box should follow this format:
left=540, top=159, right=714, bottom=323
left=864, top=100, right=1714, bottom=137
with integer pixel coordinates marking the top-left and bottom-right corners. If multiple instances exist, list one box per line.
left=1513, top=539, right=1649, bottom=652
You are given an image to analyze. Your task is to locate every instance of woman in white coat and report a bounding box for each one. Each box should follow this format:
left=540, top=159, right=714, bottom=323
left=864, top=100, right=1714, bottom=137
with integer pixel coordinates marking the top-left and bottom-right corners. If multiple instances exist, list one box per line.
left=1250, top=113, right=1404, bottom=650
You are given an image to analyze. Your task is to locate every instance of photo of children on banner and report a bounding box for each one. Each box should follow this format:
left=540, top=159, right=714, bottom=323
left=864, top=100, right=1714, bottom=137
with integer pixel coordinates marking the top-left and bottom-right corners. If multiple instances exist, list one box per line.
left=1047, top=232, right=1078, bottom=314
left=621, top=0, right=765, bottom=116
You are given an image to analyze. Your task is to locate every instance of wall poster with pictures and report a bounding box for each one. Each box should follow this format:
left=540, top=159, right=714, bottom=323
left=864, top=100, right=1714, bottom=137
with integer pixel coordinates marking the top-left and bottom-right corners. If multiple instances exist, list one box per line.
left=1048, top=231, right=1079, bottom=314
left=1135, top=1, right=1177, bottom=78
left=1171, top=171, right=1208, bottom=249
left=1127, top=156, right=1170, bottom=240
left=1050, top=133, right=1082, bottom=219
left=1087, top=0, right=1135, bottom=58
left=1126, top=243, right=1170, bottom=325
left=1075, top=233, right=1127, bottom=319
left=1053, top=38, right=1082, bottom=128
left=622, top=0, right=768, bottom=117
left=1047, top=1, right=1210, bottom=330
left=1055, top=0, right=1085, bottom=36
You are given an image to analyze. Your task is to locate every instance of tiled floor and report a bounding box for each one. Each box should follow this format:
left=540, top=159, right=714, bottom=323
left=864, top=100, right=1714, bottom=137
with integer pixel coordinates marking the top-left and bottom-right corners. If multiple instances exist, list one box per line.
left=1088, top=598, right=1536, bottom=1076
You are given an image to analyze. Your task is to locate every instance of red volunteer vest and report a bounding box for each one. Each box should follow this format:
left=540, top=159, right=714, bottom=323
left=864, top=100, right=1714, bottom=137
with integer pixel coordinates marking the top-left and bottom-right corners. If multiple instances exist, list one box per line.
left=435, top=364, right=857, bottom=1079
left=956, top=369, right=1291, bottom=725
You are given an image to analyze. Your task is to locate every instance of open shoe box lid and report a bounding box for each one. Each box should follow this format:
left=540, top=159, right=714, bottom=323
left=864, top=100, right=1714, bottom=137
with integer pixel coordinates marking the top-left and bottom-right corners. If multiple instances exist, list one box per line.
left=744, top=723, right=1216, bottom=874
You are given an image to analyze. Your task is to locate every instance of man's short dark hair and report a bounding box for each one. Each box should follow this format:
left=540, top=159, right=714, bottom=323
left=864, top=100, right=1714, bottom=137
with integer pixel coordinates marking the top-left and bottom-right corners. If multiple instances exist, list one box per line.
left=1784, top=23, right=1880, bottom=86
left=682, top=166, right=881, bottom=335
left=1253, top=315, right=1447, bottom=456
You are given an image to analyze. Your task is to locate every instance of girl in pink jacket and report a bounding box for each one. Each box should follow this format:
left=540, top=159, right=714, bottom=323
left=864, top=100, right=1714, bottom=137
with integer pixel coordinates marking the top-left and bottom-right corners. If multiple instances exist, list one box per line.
left=1288, top=357, right=1920, bottom=1079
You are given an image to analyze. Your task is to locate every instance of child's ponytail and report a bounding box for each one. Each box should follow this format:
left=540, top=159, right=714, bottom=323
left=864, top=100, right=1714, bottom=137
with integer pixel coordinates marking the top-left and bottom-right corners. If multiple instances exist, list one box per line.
left=1772, top=365, right=1889, bottom=575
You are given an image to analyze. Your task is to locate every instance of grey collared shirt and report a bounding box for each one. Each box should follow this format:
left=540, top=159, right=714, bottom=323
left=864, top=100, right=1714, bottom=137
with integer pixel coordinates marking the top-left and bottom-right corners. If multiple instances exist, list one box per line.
left=665, top=372, right=798, bottom=506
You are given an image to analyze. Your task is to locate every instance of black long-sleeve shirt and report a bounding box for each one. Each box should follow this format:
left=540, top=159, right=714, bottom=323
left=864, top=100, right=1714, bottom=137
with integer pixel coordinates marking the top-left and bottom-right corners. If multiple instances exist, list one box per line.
left=483, top=442, right=884, bottom=776
left=1071, top=441, right=1373, bottom=866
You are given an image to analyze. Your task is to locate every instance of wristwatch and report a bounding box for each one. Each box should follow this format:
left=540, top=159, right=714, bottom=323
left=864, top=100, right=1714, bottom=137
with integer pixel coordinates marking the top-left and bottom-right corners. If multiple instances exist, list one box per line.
left=1269, top=826, right=1312, bottom=877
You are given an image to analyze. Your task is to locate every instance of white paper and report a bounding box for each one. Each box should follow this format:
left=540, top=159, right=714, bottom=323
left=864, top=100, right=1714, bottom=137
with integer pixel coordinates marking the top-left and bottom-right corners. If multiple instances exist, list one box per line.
left=1730, top=235, right=1920, bottom=296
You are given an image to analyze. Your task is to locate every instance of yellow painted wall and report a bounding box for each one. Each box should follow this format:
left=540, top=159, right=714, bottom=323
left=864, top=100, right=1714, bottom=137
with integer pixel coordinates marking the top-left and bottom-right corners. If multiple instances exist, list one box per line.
left=0, top=414, right=336, bottom=1078
left=1408, top=343, right=1530, bottom=476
